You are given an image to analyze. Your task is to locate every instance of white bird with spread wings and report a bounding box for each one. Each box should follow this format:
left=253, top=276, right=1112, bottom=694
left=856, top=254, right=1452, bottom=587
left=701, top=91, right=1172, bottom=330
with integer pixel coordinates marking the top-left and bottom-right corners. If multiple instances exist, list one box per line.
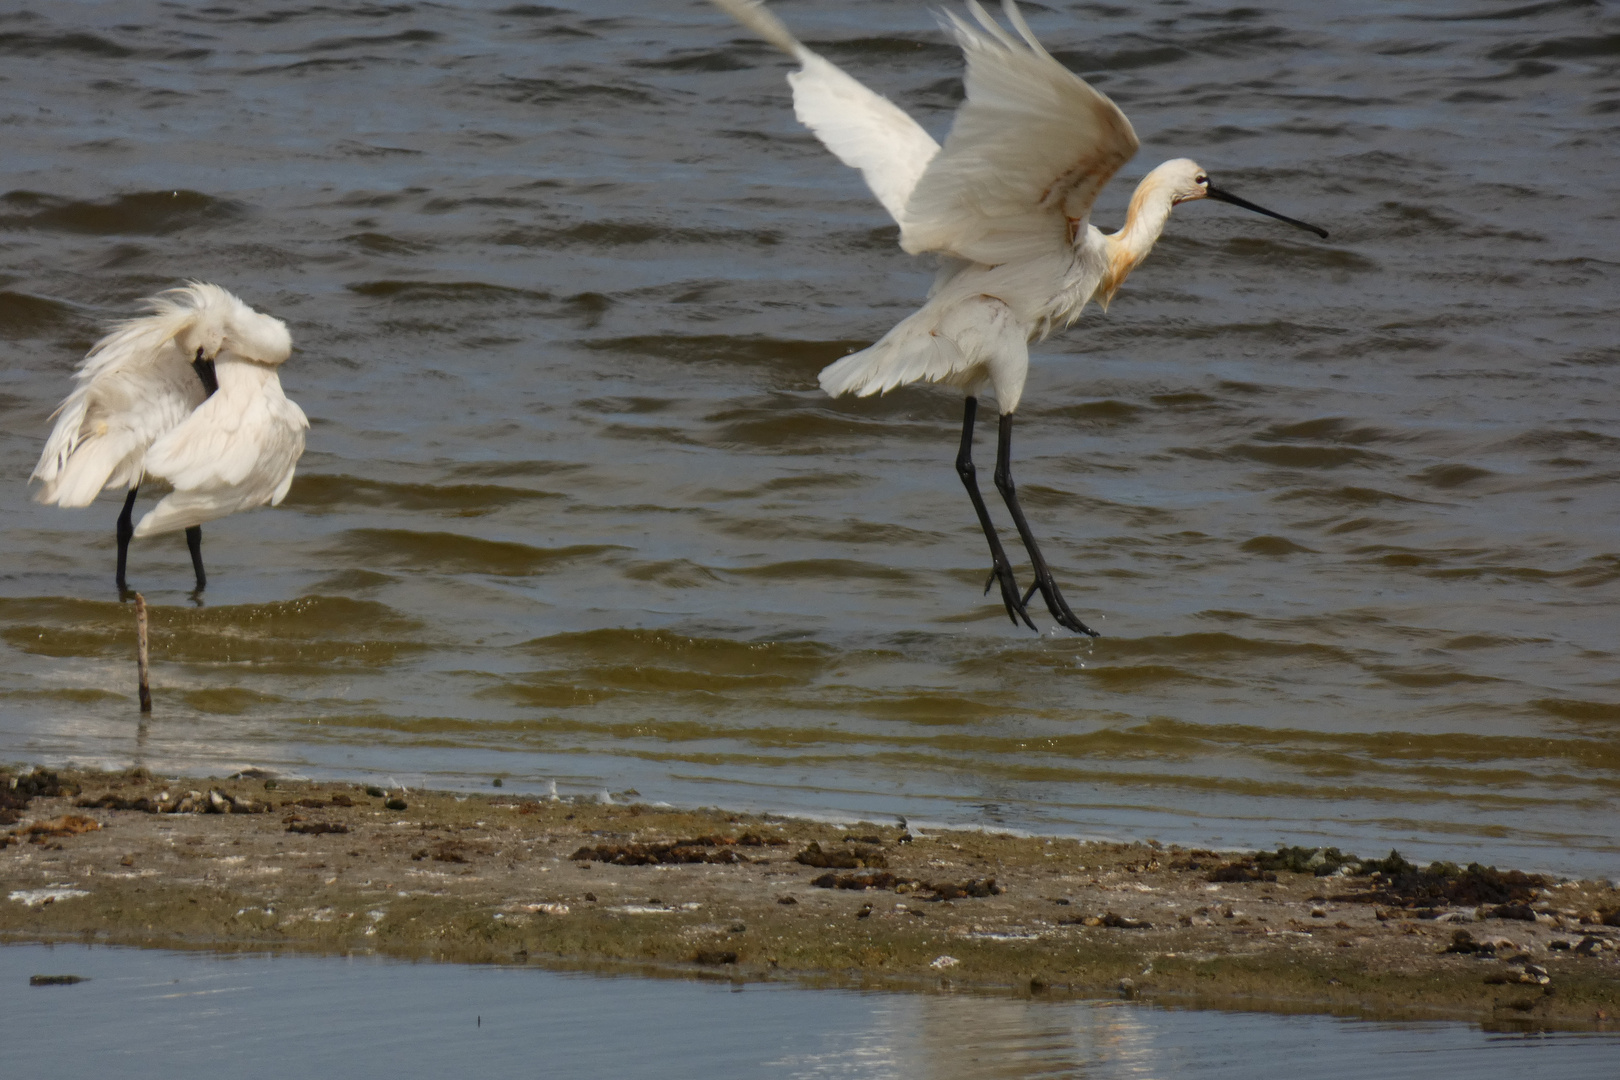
left=713, top=0, right=1326, bottom=634
left=32, top=283, right=308, bottom=594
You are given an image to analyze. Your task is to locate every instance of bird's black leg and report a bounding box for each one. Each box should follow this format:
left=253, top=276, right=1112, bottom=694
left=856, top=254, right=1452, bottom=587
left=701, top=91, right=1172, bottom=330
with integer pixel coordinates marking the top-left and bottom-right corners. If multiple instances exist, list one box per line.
left=116, top=487, right=139, bottom=593
left=956, top=397, right=1035, bottom=630
left=182, top=350, right=215, bottom=597
left=992, top=412, right=1099, bottom=637
left=185, top=525, right=206, bottom=592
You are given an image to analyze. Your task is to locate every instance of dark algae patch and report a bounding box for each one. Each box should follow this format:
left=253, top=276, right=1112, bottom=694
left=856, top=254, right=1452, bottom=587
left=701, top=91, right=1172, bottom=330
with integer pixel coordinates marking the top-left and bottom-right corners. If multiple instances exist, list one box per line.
left=1214, top=845, right=1562, bottom=916
left=569, top=834, right=781, bottom=866
left=30, top=973, right=88, bottom=985
left=1335, top=856, right=1550, bottom=910
left=2, top=769, right=1618, bottom=1030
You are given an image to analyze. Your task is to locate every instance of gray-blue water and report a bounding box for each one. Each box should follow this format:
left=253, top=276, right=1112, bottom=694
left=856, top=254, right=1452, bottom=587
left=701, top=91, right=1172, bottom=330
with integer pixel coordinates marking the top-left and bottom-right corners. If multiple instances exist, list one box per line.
left=4, top=944, right=1617, bottom=1078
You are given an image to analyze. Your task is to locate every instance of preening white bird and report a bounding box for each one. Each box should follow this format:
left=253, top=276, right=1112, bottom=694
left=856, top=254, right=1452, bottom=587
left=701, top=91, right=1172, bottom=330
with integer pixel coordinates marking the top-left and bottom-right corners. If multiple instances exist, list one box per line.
left=31, top=283, right=308, bottom=593
left=713, top=0, right=1327, bottom=634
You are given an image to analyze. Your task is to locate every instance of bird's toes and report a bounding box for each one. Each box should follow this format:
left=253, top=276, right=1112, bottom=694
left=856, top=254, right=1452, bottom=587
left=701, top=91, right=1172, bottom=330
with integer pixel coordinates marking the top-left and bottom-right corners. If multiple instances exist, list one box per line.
left=1056, top=608, right=1100, bottom=637
left=988, top=571, right=1036, bottom=630
left=1028, top=577, right=1100, bottom=637
left=1004, top=590, right=1038, bottom=632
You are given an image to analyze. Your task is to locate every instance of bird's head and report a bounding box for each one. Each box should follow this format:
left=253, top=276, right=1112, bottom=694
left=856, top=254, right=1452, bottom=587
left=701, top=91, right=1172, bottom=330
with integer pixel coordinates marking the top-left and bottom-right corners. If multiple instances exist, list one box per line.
left=1152, top=158, right=1328, bottom=238
left=1158, top=158, right=1213, bottom=206
left=170, top=282, right=293, bottom=367
left=176, top=315, right=226, bottom=367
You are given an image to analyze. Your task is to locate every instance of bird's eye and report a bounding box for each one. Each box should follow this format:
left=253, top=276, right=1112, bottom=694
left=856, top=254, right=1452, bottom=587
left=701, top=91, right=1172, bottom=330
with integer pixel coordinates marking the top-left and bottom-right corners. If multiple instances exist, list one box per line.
left=1196, top=175, right=1208, bottom=185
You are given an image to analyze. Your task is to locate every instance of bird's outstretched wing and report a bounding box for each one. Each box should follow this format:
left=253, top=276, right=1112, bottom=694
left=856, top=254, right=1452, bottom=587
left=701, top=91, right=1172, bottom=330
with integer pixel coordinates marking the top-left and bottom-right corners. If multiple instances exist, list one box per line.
left=900, top=0, right=1139, bottom=265
left=713, top=0, right=941, bottom=225
left=134, top=371, right=308, bottom=537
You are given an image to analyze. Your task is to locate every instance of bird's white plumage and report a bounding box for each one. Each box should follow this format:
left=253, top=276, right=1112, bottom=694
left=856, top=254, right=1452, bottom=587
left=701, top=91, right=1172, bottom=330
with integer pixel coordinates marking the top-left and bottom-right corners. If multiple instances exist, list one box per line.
left=134, top=359, right=307, bottom=537
left=31, top=282, right=307, bottom=537
left=715, top=0, right=1324, bottom=635
left=33, top=310, right=210, bottom=508
left=714, top=0, right=940, bottom=224
left=719, top=0, right=1320, bottom=418
left=900, top=1, right=1138, bottom=265
left=717, top=0, right=1142, bottom=414
left=791, top=53, right=942, bottom=225
left=819, top=283, right=1037, bottom=404
left=719, top=0, right=1139, bottom=261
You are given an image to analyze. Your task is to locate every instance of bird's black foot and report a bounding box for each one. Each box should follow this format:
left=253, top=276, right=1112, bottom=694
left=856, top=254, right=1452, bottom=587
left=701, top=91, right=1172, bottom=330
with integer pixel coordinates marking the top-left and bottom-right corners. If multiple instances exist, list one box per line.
left=118, top=583, right=136, bottom=603
left=185, top=525, right=207, bottom=594
left=1021, top=574, right=1099, bottom=637
left=990, top=412, right=1100, bottom=638
left=985, top=561, right=1037, bottom=631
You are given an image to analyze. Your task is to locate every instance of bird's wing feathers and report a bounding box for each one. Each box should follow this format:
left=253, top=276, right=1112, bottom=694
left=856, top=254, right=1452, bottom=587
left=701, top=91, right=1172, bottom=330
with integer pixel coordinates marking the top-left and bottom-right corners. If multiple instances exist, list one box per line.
left=789, top=54, right=941, bottom=224
left=31, top=318, right=205, bottom=506
left=900, top=0, right=1138, bottom=265
left=714, top=0, right=940, bottom=225
left=134, top=371, right=308, bottom=536
left=712, top=0, right=801, bottom=55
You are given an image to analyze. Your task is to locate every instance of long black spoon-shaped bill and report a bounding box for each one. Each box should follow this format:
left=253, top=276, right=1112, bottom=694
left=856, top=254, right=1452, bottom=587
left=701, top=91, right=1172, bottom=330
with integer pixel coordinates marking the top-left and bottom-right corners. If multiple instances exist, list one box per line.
left=1206, top=184, right=1328, bottom=239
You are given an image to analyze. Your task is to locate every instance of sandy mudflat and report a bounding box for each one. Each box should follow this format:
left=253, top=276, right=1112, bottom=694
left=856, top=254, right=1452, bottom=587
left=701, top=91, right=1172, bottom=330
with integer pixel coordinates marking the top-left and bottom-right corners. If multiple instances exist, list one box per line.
left=3, top=768, right=1617, bottom=1030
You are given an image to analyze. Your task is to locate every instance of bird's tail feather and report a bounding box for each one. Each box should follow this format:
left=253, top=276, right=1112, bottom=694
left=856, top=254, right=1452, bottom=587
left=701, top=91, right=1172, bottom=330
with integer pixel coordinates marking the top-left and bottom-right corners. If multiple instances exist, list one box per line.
left=818, top=295, right=1030, bottom=410
left=818, top=310, right=967, bottom=399
left=133, top=489, right=237, bottom=538
left=711, top=0, right=806, bottom=59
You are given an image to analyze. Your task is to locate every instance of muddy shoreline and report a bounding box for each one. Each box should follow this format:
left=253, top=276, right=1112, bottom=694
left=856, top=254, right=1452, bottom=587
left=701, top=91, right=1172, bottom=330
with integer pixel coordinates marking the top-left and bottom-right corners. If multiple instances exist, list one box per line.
left=4, top=768, right=1617, bottom=1030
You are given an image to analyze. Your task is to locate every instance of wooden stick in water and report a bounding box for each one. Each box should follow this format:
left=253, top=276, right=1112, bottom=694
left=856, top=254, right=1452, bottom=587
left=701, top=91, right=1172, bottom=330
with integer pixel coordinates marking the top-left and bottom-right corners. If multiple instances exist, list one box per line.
left=134, top=592, right=151, bottom=713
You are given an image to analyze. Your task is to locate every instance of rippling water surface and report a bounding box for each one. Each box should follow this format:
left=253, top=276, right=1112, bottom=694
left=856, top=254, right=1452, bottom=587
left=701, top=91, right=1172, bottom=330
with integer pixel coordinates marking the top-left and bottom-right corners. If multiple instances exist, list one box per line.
left=1, top=0, right=1616, bottom=875
left=6, top=945, right=1619, bottom=1077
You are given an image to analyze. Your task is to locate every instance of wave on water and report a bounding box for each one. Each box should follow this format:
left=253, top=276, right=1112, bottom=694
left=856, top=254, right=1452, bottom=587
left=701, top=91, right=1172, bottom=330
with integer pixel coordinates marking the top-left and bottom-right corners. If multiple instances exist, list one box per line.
left=0, top=595, right=422, bottom=670
left=0, top=190, right=244, bottom=237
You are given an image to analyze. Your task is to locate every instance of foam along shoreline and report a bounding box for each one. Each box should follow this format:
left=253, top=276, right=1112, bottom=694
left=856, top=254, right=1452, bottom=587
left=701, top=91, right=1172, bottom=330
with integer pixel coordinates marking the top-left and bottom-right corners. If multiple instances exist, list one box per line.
left=3, top=768, right=1617, bottom=1030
